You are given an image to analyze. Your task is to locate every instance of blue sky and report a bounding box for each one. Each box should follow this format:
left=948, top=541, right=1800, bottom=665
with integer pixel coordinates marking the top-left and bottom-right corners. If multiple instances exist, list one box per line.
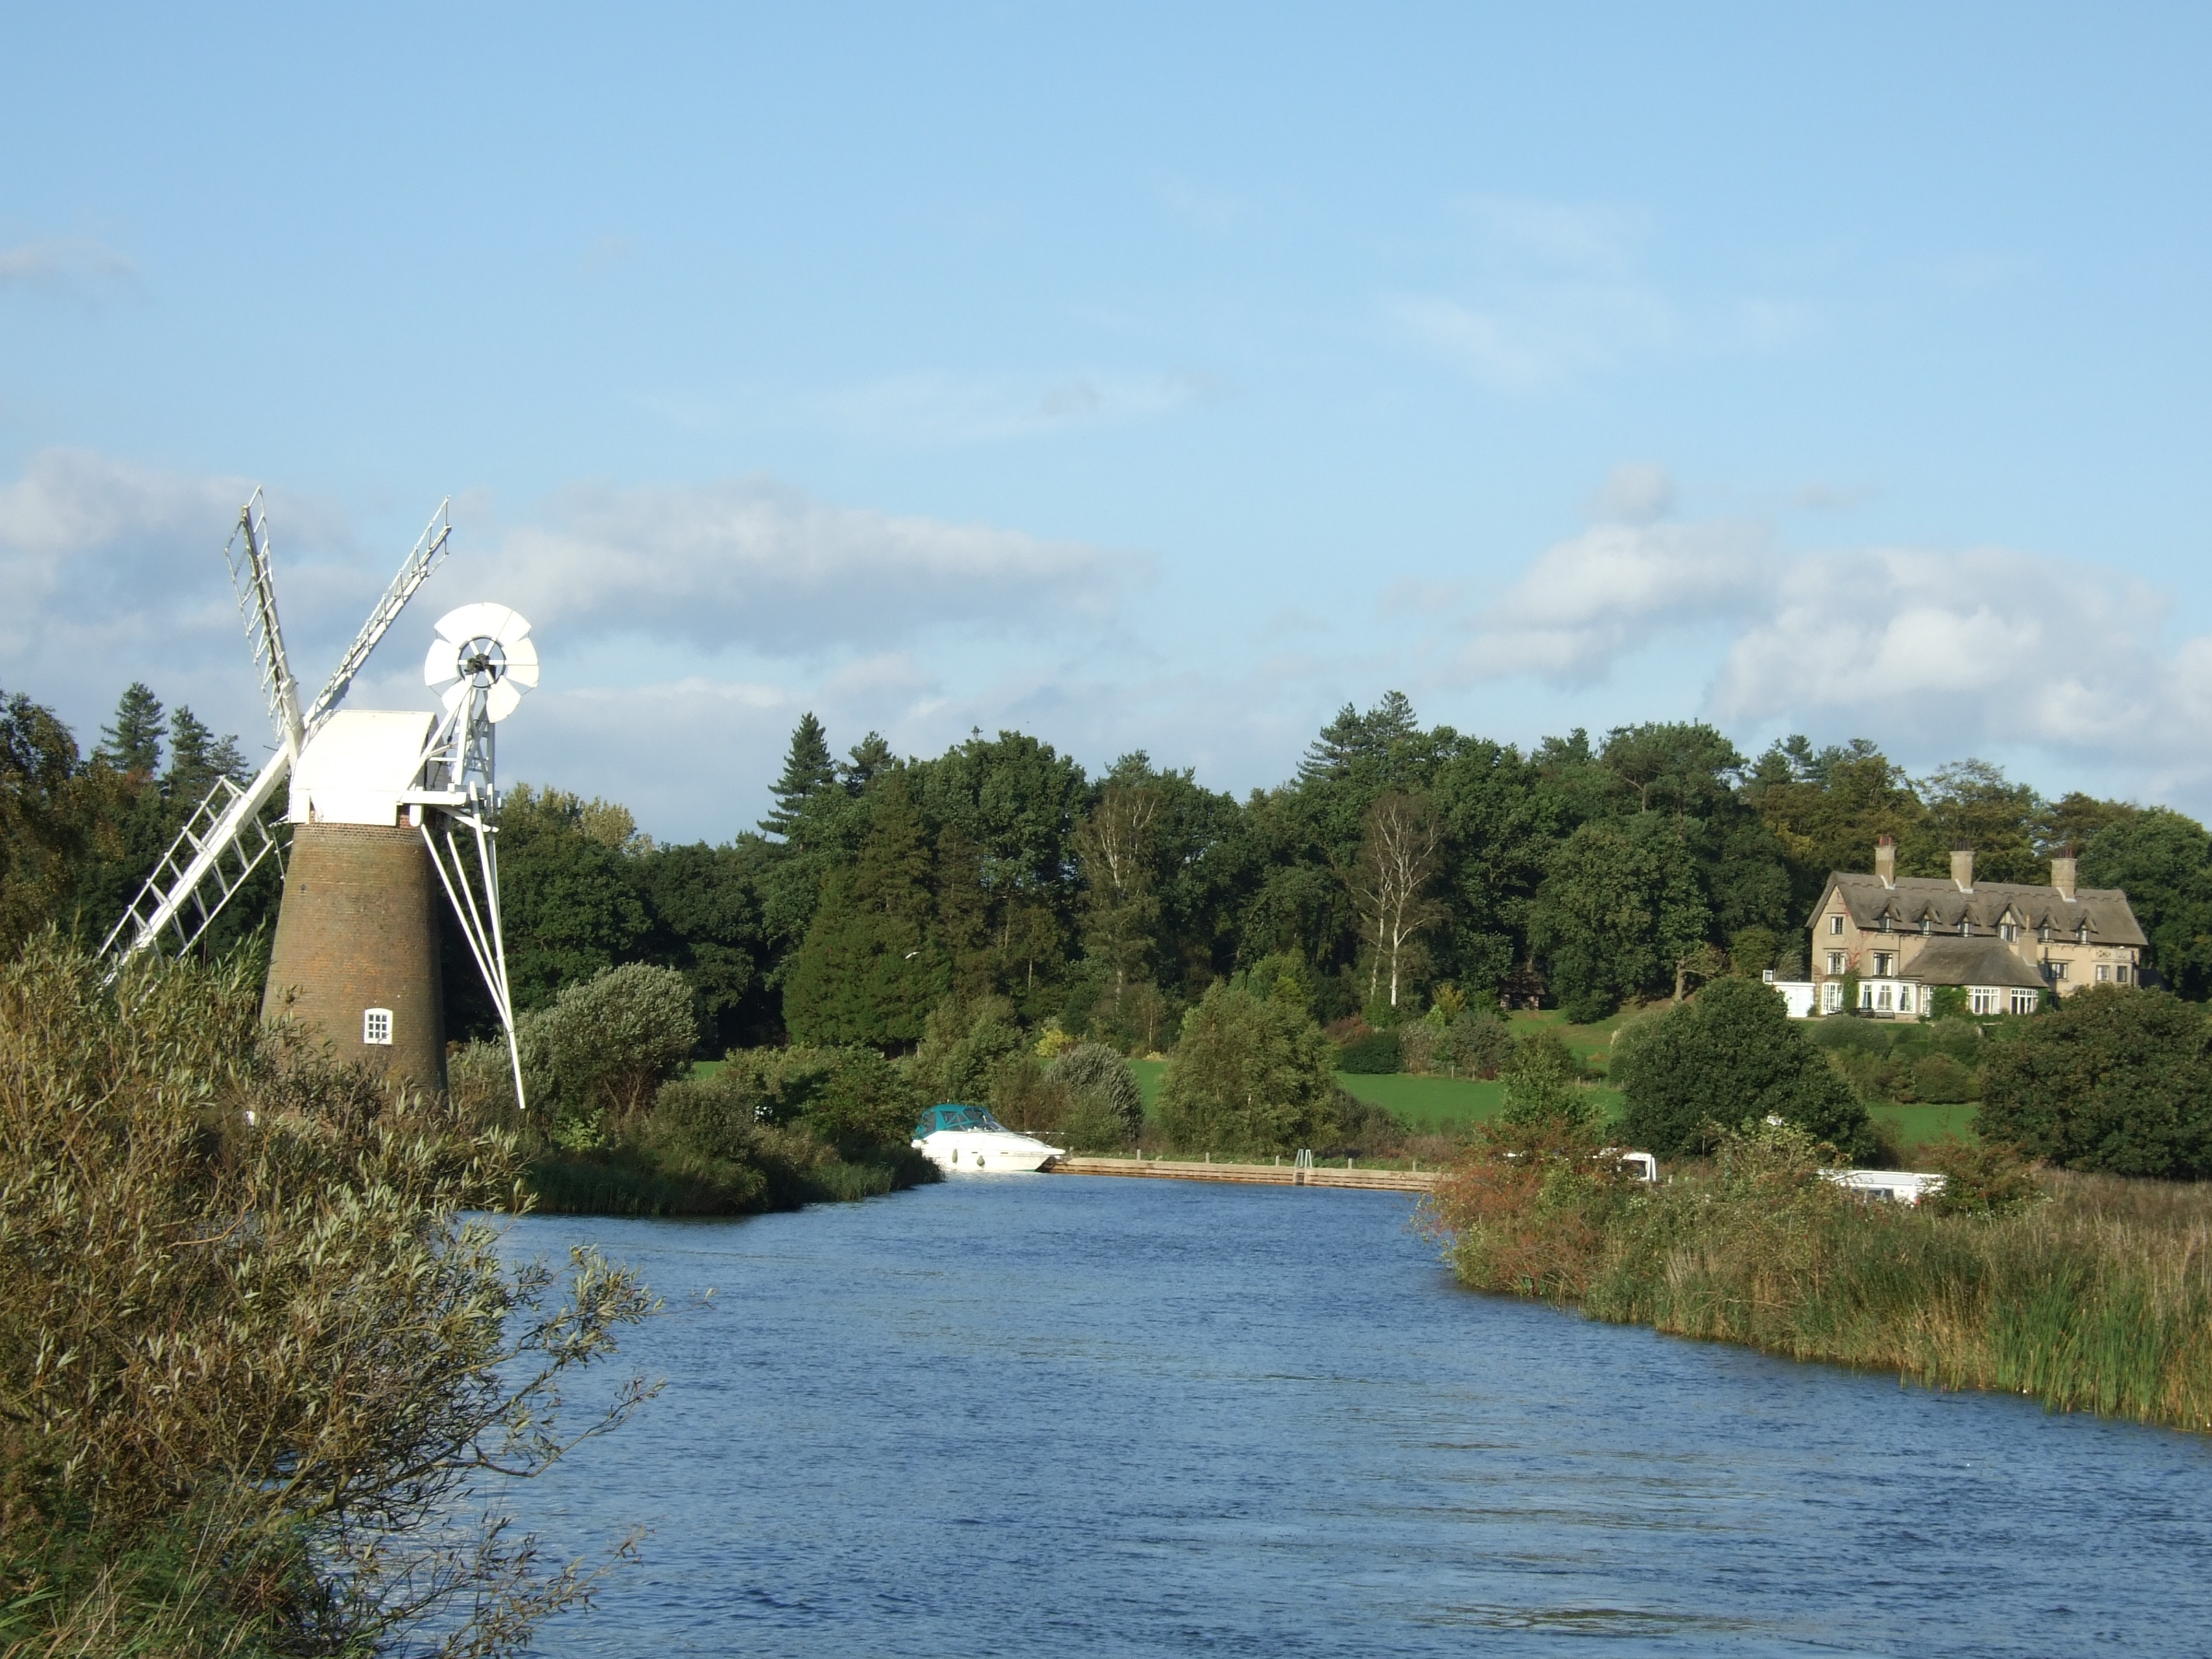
left=5, top=4, right=2209, bottom=839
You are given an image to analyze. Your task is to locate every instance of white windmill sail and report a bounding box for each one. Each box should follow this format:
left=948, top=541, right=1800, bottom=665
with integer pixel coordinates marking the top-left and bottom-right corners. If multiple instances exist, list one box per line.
left=101, top=497, right=453, bottom=969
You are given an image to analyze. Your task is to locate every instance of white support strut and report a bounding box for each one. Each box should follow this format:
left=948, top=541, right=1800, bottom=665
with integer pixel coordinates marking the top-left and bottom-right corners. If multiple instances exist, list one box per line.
left=422, top=816, right=528, bottom=1114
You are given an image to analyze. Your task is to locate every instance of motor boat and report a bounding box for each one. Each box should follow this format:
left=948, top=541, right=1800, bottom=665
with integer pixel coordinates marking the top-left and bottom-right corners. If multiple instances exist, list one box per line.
left=913, top=1103, right=1064, bottom=1173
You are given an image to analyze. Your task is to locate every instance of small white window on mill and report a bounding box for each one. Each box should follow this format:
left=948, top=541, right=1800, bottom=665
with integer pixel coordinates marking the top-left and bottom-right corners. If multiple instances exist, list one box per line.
left=363, top=1008, right=394, bottom=1045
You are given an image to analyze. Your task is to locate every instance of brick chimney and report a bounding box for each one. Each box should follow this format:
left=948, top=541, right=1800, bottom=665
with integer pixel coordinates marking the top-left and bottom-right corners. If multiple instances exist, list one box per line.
left=1951, top=846, right=1974, bottom=892
left=2051, top=848, right=2078, bottom=901
left=1874, top=835, right=1896, bottom=888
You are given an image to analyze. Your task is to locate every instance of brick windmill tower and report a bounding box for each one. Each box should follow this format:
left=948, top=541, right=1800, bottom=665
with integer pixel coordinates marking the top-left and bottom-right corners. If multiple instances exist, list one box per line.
left=103, top=494, right=537, bottom=1108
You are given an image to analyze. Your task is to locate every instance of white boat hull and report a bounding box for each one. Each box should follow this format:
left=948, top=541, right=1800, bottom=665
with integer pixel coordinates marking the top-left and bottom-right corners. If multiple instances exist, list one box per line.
left=914, top=1129, right=1063, bottom=1174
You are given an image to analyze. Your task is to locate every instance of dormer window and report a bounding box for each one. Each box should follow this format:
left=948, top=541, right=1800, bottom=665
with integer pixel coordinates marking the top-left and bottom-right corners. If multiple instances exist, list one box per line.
left=1880, top=914, right=1893, bottom=933
left=2039, top=924, right=2051, bottom=943
left=2001, top=922, right=2019, bottom=942
left=1920, top=916, right=1932, bottom=935
left=1959, top=920, right=1970, bottom=937
left=2077, top=923, right=2089, bottom=944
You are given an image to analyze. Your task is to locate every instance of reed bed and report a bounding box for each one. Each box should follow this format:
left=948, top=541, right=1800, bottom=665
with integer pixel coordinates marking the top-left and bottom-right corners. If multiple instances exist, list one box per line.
left=1427, top=1124, right=2212, bottom=1432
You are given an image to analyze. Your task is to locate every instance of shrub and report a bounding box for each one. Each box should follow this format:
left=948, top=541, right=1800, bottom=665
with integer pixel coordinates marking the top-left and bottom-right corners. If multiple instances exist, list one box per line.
left=1616, top=976, right=1876, bottom=1161
left=1441, top=1010, right=1512, bottom=1078
left=1155, top=983, right=1340, bottom=1155
left=0, top=938, right=653, bottom=1654
left=1336, top=1028, right=1401, bottom=1073
left=520, top=961, right=697, bottom=1131
left=1911, top=1052, right=1977, bottom=1104
left=1049, top=1042, right=1144, bottom=1146
left=1980, top=986, right=2212, bottom=1177
left=986, top=1049, right=1069, bottom=1134
left=913, top=995, right=1024, bottom=1104
left=1498, top=1029, right=1590, bottom=1127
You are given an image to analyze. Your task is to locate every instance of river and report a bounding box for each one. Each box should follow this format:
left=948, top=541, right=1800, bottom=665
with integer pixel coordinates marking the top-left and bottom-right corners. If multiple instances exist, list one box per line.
left=498, top=1175, right=2212, bottom=1657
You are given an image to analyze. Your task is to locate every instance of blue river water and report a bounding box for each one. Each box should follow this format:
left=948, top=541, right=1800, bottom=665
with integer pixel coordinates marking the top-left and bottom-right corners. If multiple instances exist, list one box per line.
left=497, top=1175, right=2212, bottom=1657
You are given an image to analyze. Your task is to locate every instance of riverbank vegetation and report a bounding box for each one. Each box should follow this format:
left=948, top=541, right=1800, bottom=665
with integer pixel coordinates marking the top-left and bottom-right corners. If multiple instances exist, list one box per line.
left=1424, top=1107, right=2212, bottom=1432
left=0, top=940, right=655, bottom=1656
left=1431, top=982, right=2212, bottom=1430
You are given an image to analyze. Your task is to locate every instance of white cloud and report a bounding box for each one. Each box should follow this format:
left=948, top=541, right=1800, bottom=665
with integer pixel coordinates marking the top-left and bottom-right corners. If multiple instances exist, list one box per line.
left=1462, top=471, right=2212, bottom=788
left=0, top=236, right=136, bottom=300
left=1462, top=510, right=1772, bottom=683
left=475, top=475, right=1142, bottom=656
left=1711, top=547, right=2184, bottom=753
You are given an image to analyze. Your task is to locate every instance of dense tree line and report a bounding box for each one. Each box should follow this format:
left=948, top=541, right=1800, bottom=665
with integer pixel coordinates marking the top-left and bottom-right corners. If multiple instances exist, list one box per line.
left=12, top=682, right=2212, bottom=1052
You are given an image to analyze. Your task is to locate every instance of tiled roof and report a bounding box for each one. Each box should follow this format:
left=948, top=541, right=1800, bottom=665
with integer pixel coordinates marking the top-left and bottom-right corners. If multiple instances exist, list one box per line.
left=1897, top=937, right=2047, bottom=989
left=1814, top=872, right=2146, bottom=948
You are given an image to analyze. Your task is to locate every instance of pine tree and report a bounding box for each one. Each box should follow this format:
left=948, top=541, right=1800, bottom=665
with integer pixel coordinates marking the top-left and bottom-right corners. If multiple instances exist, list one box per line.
left=760, top=713, right=837, bottom=840
left=1296, top=690, right=1418, bottom=784
left=842, top=732, right=896, bottom=794
left=164, top=707, right=224, bottom=801
left=781, top=777, right=947, bottom=1045
left=96, top=683, right=165, bottom=777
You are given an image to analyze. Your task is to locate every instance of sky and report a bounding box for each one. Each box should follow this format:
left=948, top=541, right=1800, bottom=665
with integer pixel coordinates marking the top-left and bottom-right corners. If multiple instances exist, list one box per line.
left=4, top=3, right=2209, bottom=841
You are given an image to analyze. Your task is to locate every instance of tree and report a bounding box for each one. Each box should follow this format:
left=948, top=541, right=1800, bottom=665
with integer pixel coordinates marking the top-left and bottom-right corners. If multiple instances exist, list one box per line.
left=94, top=682, right=164, bottom=777
left=1921, top=759, right=2043, bottom=885
left=0, top=690, right=86, bottom=950
left=1529, top=815, right=1708, bottom=1021
left=162, top=704, right=246, bottom=804
left=633, top=840, right=765, bottom=1049
left=1616, top=976, right=1875, bottom=1160
left=523, top=961, right=699, bottom=1128
left=1348, top=790, right=1444, bottom=1013
left=0, top=939, right=652, bottom=1654
left=1153, top=983, right=1339, bottom=1154
left=782, top=776, right=946, bottom=1046
left=1980, top=986, right=2212, bottom=1177
left=1598, top=721, right=1742, bottom=817
left=2080, top=808, right=2212, bottom=999
left=1075, top=783, right=1162, bottom=1020
left=842, top=731, right=896, bottom=792
left=760, top=712, right=838, bottom=840
left=496, top=784, right=652, bottom=1007
left=1298, top=690, right=1422, bottom=782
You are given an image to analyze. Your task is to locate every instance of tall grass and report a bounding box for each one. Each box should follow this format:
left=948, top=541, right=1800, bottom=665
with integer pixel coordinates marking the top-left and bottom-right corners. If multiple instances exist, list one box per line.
left=1426, top=1119, right=2212, bottom=1431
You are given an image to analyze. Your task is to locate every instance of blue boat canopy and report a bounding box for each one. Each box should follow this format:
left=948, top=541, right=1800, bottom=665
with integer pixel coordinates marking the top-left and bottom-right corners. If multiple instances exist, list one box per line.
left=916, top=1103, right=1010, bottom=1136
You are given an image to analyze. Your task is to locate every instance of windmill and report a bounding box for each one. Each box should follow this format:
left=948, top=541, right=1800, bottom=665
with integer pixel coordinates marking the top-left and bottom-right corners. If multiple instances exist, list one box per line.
left=103, top=493, right=537, bottom=1108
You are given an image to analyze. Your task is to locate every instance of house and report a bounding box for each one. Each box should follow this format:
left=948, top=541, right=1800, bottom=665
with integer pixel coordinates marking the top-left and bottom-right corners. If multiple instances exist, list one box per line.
left=1805, top=837, right=2145, bottom=1018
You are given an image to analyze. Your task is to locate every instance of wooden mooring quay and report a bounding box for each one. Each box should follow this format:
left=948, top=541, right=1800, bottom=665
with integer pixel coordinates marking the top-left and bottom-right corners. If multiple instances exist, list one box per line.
left=1046, top=1153, right=1439, bottom=1194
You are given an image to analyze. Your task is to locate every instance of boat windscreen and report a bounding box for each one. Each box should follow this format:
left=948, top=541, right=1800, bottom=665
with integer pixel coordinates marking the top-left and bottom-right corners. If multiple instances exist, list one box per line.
left=916, top=1104, right=1010, bottom=1135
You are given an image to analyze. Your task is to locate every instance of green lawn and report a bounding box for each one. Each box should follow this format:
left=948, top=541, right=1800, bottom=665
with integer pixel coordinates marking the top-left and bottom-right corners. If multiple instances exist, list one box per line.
left=1869, top=1101, right=1980, bottom=1151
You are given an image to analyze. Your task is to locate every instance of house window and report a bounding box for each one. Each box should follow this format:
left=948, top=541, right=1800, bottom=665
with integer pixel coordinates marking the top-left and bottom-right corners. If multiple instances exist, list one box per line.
left=1826, top=951, right=1845, bottom=976
left=363, top=1008, right=393, bottom=1046
left=2011, top=989, right=2041, bottom=1015
left=2046, top=961, right=2068, bottom=982
left=1828, top=914, right=1845, bottom=936
left=2096, top=964, right=2110, bottom=983
left=1873, top=951, right=1896, bottom=977
left=1970, top=987, right=1998, bottom=1015
left=2117, top=964, right=2132, bottom=984
left=1823, top=981, right=1844, bottom=1013
left=2000, top=922, right=2018, bottom=942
